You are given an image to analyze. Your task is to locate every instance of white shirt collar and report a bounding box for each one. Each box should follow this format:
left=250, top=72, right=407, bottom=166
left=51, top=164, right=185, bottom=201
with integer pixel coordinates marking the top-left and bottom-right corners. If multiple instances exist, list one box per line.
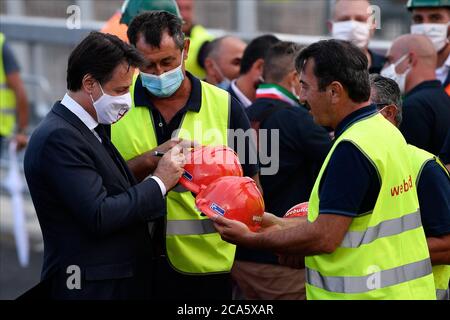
left=436, top=53, right=450, bottom=84
left=61, top=93, right=98, bottom=131
left=231, top=79, right=252, bottom=108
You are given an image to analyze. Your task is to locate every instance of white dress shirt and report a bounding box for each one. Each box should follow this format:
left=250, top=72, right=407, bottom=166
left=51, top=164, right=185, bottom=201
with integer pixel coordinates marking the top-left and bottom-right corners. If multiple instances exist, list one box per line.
left=436, top=54, right=450, bottom=85
left=231, top=79, right=252, bottom=108
left=60, top=93, right=166, bottom=196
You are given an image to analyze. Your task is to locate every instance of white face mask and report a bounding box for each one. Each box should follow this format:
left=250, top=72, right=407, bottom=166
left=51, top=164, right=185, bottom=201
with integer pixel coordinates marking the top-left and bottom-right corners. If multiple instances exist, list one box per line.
left=380, top=54, right=411, bottom=94
left=90, top=83, right=132, bottom=124
left=332, top=20, right=371, bottom=49
left=411, top=23, right=449, bottom=52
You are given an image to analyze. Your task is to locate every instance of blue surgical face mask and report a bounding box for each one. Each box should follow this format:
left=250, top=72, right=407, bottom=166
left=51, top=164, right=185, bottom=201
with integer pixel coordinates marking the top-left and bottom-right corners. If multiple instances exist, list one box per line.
left=140, top=51, right=185, bottom=98
left=212, top=60, right=231, bottom=90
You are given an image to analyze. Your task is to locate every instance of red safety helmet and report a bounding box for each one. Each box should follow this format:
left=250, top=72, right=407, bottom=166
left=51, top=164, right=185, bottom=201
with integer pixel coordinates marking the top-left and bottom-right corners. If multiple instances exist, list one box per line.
left=283, top=202, right=309, bottom=218
left=195, top=176, right=265, bottom=232
left=179, top=145, right=243, bottom=194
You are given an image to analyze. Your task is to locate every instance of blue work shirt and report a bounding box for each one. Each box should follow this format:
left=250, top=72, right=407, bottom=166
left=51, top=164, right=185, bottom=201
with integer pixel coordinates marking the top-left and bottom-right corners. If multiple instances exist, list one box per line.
left=319, top=105, right=450, bottom=239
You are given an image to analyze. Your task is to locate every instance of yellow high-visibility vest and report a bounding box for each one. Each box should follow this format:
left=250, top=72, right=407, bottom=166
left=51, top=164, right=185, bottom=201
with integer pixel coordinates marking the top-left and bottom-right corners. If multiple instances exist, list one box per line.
left=111, top=75, right=236, bottom=274
left=0, top=32, right=17, bottom=137
left=306, top=113, right=436, bottom=300
left=408, top=144, right=450, bottom=300
left=185, top=25, right=214, bottom=80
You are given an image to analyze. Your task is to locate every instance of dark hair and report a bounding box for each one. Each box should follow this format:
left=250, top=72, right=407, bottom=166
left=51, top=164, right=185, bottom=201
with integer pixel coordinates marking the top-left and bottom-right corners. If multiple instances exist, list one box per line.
left=295, top=39, right=370, bottom=103
left=127, top=11, right=185, bottom=50
left=263, top=41, right=303, bottom=83
left=67, top=32, right=144, bottom=91
left=369, top=73, right=403, bottom=125
left=240, top=34, right=280, bottom=75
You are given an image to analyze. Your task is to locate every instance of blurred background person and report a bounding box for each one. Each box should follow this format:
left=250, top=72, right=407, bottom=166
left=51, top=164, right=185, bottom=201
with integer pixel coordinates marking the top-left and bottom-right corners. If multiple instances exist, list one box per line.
left=232, top=41, right=331, bottom=300
left=408, top=0, right=450, bottom=95
left=176, top=0, right=214, bottom=79
left=228, top=34, right=280, bottom=108
left=329, top=0, right=385, bottom=73
left=381, top=34, right=450, bottom=155
left=370, top=74, right=450, bottom=300
left=203, top=36, right=246, bottom=89
left=0, top=32, right=29, bottom=154
left=101, top=0, right=181, bottom=43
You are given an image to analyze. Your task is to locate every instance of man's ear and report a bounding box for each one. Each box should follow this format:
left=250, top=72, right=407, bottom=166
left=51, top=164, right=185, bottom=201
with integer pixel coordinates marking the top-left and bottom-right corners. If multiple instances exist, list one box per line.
left=290, top=70, right=299, bottom=84
left=408, top=52, right=418, bottom=67
left=385, top=104, right=398, bottom=120
left=253, top=58, right=265, bottom=75
left=204, top=57, right=216, bottom=79
left=327, top=20, right=333, bottom=34
left=329, top=81, right=344, bottom=104
left=82, top=74, right=96, bottom=95
left=183, top=38, right=191, bottom=61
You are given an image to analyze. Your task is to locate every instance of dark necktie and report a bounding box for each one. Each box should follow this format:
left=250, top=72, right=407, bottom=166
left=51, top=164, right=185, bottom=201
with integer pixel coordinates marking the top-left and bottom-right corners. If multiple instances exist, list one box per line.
left=94, top=125, right=130, bottom=182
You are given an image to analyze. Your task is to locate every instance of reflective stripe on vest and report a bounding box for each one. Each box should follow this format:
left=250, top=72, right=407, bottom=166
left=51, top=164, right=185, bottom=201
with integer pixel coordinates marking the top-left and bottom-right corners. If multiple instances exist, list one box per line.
left=111, top=75, right=235, bottom=274
left=437, top=289, right=450, bottom=300
left=307, top=258, right=432, bottom=294
left=408, top=145, right=450, bottom=300
left=341, top=210, right=421, bottom=248
left=306, top=113, right=436, bottom=300
left=0, top=32, right=17, bottom=137
left=0, top=109, right=16, bottom=114
left=166, top=219, right=216, bottom=236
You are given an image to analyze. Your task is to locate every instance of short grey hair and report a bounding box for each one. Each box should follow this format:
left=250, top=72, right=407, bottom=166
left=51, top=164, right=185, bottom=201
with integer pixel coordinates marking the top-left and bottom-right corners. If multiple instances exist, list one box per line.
left=205, top=36, right=226, bottom=61
left=369, top=73, right=403, bottom=125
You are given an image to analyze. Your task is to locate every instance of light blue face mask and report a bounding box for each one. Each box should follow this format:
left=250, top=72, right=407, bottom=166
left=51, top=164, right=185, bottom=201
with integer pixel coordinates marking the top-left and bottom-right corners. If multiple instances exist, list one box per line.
left=140, top=51, right=185, bottom=98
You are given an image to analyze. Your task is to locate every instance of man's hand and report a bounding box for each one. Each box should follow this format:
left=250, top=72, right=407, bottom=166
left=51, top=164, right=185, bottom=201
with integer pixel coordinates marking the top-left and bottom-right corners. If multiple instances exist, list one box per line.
left=14, top=133, right=28, bottom=151
left=259, top=212, right=306, bottom=233
left=127, top=138, right=197, bottom=182
left=259, top=212, right=284, bottom=233
left=153, top=145, right=186, bottom=191
left=213, top=215, right=258, bottom=247
left=154, top=138, right=197, bottom=154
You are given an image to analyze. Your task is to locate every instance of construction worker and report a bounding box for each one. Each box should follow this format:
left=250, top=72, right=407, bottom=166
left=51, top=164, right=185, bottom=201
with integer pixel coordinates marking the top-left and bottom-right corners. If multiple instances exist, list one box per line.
left=111, top=11, right=259, bottom=300
left=370, top=74, right=450, bottom=300
left=100, top=0, right=181, bottom=43
left=176, top=0, right=214, bottom=79
left=408, top=0, right=450, bottom=95
left=329, top=0, right=386, bottom=73
left=0, top=32, right=29, bottom=154
left=213, top=40, right=436, bottom=300
left=233, top=42, right=331, bottom=300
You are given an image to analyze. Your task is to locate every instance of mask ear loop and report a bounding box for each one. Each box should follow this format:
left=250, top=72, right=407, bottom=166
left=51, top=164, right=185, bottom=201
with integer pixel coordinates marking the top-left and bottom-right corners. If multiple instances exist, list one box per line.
left=378, top=104, right=398, bottom=116
left=90, top=81, right=104, bottom=104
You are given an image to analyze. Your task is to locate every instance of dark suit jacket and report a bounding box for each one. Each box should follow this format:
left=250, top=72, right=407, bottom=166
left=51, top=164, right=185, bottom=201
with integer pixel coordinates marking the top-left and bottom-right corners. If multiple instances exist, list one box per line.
left=23, top=102, right=166, bottom=299
left=228, top=83, right=247, bottom=108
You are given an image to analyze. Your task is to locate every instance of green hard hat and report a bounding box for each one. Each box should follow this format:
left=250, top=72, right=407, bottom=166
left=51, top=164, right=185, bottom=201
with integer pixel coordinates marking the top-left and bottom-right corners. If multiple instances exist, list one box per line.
left=407, top=0, right=450, bottom=10
left=120, top=0, right=182, bottom=25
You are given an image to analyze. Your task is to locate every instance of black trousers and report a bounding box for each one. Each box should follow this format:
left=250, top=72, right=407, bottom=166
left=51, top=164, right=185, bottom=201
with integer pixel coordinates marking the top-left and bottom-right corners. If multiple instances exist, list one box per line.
left=152, top=256, right=232, bottom=300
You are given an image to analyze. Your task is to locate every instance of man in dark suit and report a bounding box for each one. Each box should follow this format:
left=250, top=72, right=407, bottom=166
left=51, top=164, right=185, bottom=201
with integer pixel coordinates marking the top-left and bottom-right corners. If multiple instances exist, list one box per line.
left=23, top=32, right=186, bottom=299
